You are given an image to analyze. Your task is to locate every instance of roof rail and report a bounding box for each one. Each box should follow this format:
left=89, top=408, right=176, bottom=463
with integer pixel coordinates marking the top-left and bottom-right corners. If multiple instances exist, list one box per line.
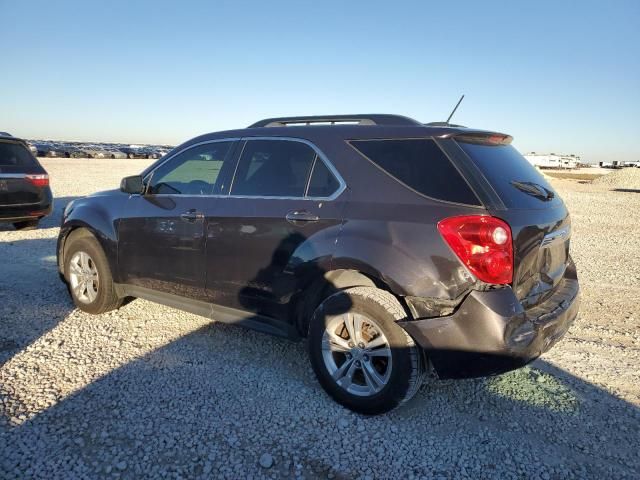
left=249, top=114, right=422, bottom=128
left=423, top=122, right=467, bottom=128
left=0, top=132, right=13, bottom=138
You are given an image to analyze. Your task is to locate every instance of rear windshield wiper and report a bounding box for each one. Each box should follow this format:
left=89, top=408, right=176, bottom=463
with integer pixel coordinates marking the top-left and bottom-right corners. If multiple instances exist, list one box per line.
left=510, top=180, right=555, bottom=201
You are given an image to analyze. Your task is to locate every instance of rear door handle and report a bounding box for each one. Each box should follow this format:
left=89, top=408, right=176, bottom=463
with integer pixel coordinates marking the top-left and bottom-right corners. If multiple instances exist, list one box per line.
left=180, top=209, right=204, bottom=222
left=285, top=210, right=319, bottom=225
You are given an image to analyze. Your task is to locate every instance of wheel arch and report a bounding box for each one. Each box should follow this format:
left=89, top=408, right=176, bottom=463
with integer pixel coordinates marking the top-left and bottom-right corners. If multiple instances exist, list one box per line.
left=292, top=267, right=409, bottom=337
left=58, top=219, right=119, bottom=283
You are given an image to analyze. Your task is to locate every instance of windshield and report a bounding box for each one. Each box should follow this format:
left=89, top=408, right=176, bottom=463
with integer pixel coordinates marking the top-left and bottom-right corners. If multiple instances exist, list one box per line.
left=457, top=141, right=561, bottom=209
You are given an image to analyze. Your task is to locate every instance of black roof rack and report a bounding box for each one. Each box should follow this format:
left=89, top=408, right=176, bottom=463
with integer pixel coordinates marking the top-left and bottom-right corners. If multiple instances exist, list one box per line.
left=249, top=114, right=422, bottom=128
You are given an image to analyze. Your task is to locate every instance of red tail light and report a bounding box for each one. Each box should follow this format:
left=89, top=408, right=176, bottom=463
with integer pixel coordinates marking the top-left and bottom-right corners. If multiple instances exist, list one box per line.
left=437, top=215, right=513, bottom=285
left=26, top=174, right=49, bottom=187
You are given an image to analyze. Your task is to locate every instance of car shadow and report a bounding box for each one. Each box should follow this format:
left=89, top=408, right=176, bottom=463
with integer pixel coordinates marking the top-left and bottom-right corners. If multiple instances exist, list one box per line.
left=1, top=316, right=638, bottom=478
left=0, top=196, right=79, bottom=367
left=612, top=188, right=640, bottom=193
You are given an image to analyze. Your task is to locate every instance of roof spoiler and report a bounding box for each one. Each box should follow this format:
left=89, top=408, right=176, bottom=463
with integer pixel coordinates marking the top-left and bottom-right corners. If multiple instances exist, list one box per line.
left=249, top=114, right=422, bottom=128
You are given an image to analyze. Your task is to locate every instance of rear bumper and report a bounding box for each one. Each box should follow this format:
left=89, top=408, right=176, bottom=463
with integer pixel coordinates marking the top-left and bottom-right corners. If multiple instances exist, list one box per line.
left=0, top=191, right=53, bottom=222
left=399, top=262, right=579, bottom=379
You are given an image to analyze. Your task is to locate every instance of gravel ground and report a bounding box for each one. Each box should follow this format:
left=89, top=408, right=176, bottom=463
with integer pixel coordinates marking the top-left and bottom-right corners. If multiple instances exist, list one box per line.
left=1, top=159, right=639, bottom=479
left=592, top=167, right=640, bottom=189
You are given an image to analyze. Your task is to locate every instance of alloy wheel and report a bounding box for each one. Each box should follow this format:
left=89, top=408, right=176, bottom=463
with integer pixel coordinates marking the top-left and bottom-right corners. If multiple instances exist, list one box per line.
left=321, top=313, right=392, bottom=397
left=68, top=251, right=99, bottom=304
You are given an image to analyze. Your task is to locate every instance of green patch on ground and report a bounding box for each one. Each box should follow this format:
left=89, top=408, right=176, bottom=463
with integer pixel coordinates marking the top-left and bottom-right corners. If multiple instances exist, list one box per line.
left=486, top=367, right=580, bottom=413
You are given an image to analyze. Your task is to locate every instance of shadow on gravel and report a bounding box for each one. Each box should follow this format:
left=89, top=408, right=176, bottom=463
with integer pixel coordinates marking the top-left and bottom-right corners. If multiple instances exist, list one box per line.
left=0, top=196, right=78, bottom=367
left=612, top=188, right=640, bottom=193
left=1, top=319, right=639, bottom=478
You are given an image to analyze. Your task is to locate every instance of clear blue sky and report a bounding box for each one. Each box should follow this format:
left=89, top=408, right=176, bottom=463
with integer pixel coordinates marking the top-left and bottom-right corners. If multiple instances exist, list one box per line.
left=1, top=0, right=638, bottom=162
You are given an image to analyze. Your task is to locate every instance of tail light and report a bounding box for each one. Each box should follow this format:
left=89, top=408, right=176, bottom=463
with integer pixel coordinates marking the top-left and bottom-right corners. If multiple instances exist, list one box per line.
left=26, top=174, right=49, bottom=187
left=437, top=215, right=513, bottom=285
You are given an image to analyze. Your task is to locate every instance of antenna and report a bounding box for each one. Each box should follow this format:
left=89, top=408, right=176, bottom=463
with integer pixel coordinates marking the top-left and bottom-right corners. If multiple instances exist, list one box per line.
left=446, top=94, right=465, bottom=124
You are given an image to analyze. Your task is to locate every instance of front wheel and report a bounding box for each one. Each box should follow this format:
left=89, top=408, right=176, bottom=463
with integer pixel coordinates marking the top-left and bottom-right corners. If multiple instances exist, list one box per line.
left=64, top=232, right=122, bottom=314
left=308, top=286, right=426, bottom=414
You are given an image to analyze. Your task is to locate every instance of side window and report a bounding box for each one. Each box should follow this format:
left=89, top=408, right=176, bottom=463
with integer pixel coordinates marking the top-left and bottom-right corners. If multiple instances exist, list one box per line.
left=350, top=139, right=480, bottom=205
left=148, top=141, right=233, bottom=195
left=231, top=140, right=316, bottom=197
left=306, top=158, right=340, bottom=197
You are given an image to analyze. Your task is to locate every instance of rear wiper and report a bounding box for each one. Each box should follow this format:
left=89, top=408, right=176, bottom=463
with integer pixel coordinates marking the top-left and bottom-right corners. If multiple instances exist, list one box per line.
left=510, top=180, right=555, bottom=201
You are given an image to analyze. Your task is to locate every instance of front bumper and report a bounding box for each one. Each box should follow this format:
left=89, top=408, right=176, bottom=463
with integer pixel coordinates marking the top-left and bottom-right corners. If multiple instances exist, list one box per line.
left=399, top=263, right=579, bottom=379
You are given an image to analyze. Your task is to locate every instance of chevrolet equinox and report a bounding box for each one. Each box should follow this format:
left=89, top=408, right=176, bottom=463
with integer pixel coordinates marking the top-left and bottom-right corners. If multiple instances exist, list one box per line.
left=57, top=114, right=579, bottom=414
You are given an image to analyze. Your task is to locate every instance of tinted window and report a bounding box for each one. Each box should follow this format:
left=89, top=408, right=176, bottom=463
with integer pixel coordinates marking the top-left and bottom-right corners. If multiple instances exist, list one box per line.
left=231, top=140, right=316, bottom=197
left=351, top=139, right=480, bottom=205
left=458, top=142, right=560, bottom=209
left=307, top=158, right=340, bottom=197
left=0, top=142, right=37, bottom=167
left=148, top=141, right=233, bottom=195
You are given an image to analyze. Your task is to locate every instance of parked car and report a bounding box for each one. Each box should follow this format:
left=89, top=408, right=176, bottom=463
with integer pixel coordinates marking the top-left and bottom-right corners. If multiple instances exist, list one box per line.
left=26, top=143, right=38, bottom=156
left=0, top=132, right=53, bottom=229
left=105, top=148, right=127, bottom=159
left=34, top=142, right=66, bottom=158
left=56, top=114, right=579, bottom=414
left=119, top=147, right=148, bottom=159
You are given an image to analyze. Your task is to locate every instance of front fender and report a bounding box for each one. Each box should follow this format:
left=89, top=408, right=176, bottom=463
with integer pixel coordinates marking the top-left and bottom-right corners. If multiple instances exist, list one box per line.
left=57, top=194, right=127, bottom=282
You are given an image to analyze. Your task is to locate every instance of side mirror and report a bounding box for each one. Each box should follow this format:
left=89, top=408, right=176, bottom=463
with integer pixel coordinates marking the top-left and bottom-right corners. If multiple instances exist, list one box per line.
left=120, top=175, right=145, bottom=194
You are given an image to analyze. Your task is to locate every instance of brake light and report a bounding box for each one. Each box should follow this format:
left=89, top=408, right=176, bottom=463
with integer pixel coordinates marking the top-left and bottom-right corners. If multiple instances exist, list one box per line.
left=26, top=174, right=49, bottom=187
left=437, top=215, right=513, bottom=285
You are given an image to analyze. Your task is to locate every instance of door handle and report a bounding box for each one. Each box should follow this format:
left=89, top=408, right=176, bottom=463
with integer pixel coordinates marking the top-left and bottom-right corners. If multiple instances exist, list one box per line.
left=180, top=209, right=204, bottom=222
left=285, top=210, right=319, bottom=225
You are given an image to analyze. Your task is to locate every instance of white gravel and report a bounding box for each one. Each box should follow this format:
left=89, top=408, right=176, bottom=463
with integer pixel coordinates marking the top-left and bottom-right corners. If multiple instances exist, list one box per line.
left=592, top=167, right=640, bottom=189
left=0, top=158, right=639, bottom=479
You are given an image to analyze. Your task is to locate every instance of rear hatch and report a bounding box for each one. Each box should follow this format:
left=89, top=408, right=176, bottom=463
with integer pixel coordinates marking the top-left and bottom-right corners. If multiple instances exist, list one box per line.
left=0, top=140, right=47, bottom=206
left=455, top=136, right=572, bottom=309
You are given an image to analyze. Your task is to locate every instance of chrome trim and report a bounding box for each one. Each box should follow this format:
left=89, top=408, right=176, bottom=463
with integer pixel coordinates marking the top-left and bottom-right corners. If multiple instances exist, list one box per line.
left=541, top=227, right=571, bottom=247
left=142, top=136, right=347, bottom=202
left=0, top=173, right=28, bottom=179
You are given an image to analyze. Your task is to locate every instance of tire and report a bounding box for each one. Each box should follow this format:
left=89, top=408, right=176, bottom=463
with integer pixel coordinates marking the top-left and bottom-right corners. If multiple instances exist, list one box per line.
left=13, top=219, right=39, bottom=230
left=63, top=231, right=122, bottom=314
left=308, top=286, right=426, bottom=414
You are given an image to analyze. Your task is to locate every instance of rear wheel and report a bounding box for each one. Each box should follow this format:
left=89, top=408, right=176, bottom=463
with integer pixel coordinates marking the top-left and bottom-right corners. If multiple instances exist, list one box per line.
left=13, top=219, right=39, bottom=230
left=64, top=232, right=122, bottom=314
left=308, top=286, right=426, bottom=414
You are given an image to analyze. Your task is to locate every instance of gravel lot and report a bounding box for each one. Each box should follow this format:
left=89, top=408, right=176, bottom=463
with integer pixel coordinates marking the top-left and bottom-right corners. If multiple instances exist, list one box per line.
left=1, top=159, right=639, bottom=479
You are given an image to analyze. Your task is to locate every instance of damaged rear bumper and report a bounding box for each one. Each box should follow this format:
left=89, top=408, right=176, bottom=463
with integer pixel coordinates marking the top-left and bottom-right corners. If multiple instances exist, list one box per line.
left=398, top=263, right=579, bottom=379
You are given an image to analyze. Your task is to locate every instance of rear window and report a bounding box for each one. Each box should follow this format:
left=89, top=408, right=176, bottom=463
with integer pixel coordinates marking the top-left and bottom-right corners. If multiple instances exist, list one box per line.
left=457, top=142, right=560, bottom=209
left=0, top=142, right=37, bottom=167
left=350, top=139, right=480, bottom=205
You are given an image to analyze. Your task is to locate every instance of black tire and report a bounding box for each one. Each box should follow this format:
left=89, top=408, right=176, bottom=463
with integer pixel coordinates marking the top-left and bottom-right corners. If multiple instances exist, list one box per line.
left=13, top=219, right=39, bottom=230
left=308, top=286, right=426, bottom=414
left=63, top=231, right=123, bottom=314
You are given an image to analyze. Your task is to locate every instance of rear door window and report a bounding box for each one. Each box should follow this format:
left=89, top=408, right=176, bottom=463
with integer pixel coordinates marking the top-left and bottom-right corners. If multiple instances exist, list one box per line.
left=0, top=142, right=37, bottom=167
left=231, top=140, right=317, bottom=197
left=457, top=142, right=560, bottom=209
left=306, top=158, right=340, bottom=198
left=350, top=139, right=480, bottom=205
